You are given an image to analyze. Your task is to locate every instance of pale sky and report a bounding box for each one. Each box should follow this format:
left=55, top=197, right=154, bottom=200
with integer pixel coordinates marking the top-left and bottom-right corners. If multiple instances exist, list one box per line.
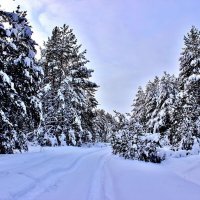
left=1, top=0, right=200, bottom=113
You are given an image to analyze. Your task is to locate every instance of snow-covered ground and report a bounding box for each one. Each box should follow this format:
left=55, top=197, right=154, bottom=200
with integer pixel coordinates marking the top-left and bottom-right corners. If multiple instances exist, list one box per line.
left=0, top=145, right=200, bottom=200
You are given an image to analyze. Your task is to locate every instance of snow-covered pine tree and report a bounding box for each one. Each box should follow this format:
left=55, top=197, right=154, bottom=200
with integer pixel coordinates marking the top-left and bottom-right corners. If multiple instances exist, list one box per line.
left=153, top=72, right=179, bottom=137
left=144, top=76, right=160, bottom=133
left=93, top=109, right=116, bottom=143
left=112, top=27, right=200, bottom=161
left=131, top=74, right=178, bottom=137
left=131, top=86, right=146, bottom=131
left=0, top=6, right=42, bottom=153
left=40, top=24, right=98, bottom=146
left=111, top=111, right=130, bottom=157
left=73, top=50, right=98, bottom=143
left=174, top=26, right=200, bottom=150
left=113, top=111, right=130, bottom=132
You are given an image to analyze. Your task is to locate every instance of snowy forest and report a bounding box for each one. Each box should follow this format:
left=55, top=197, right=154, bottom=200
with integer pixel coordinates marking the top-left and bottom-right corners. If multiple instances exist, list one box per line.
left=0, top=6, right=200, bottom=163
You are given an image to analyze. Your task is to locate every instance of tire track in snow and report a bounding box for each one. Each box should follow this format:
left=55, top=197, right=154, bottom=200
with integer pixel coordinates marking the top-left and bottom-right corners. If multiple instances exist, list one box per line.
left=87, top=153, right=112, bottom=200
left=11, top=148, right=107, bottom=200
left=0, top=153, right=58, bottom=176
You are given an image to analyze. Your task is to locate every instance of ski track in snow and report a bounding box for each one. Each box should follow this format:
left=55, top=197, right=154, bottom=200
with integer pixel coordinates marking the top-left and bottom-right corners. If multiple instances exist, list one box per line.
left=1, top=146, right=200, bottom=200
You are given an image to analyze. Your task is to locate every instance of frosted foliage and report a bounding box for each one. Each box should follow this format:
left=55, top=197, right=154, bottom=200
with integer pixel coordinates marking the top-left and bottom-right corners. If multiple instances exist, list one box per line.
left=40, top=24, right=98, bottom=147
left=0, top=7, right=42, bottom=153
left=114, top=28, right=200, bottom=162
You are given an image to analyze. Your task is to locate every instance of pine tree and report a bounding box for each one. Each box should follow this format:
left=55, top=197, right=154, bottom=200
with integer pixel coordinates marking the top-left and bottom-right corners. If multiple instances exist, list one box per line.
left=93, top=109, right=116, bottom=142
left=175, top=26, right=200, bottom=150
left=131, top=86, right=146, bottom=131
left=0, top=6, right=42, bottom=153
left=145, top=76, right=160, bottom=133
left=154, top=73, right=179, bottom=136
left=40, top=24, right=98, bottom=146
left=112, top=27, right=200, bottom=161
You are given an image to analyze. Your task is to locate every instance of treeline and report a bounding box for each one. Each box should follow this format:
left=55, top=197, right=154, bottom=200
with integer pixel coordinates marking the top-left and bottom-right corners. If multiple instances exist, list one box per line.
left=1, top=6, right=200, bottom=163
left=111, top=26, right=200, bottom=162
left=0, top=6, right=116, bottom=153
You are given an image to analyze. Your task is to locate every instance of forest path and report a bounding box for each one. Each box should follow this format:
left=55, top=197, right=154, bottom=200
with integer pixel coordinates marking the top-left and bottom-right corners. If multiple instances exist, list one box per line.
left=1, top=145, right=200, bottom=200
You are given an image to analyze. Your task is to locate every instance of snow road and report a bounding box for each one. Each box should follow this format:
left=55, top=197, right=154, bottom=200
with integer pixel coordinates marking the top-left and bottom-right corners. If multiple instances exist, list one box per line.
left=0, top=145, right=200, bottom=200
